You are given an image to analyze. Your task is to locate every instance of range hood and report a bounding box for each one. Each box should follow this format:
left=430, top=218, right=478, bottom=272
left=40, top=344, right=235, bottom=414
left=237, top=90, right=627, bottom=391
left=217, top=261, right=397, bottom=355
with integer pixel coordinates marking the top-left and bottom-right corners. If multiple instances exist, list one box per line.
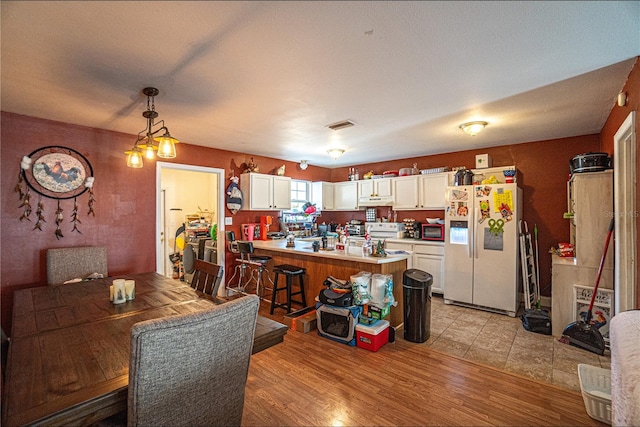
left=358, top=195, right=394, bottom=207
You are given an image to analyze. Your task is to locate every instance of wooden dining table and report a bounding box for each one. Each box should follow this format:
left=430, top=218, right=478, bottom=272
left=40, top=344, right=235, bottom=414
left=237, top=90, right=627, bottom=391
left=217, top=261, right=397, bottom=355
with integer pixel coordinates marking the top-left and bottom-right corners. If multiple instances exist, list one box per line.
left=1, top=272, right=288, bottom=426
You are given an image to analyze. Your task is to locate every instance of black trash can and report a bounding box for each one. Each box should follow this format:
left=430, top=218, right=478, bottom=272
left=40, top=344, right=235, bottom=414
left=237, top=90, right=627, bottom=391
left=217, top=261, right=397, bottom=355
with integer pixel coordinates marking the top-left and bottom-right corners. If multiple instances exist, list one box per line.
left=403, top=269, right=432, bottom=343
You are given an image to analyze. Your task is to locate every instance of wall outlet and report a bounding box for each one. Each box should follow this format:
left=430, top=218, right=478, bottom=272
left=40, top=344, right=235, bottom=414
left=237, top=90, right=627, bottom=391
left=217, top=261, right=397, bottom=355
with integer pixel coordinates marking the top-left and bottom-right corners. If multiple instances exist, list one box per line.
left=224, top=217, right=233, bottom=225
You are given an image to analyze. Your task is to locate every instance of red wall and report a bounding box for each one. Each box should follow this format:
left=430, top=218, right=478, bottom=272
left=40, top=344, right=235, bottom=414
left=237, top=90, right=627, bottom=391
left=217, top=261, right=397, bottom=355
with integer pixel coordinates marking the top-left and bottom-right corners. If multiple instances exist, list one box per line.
left=600, top=56, right=640, bottom=308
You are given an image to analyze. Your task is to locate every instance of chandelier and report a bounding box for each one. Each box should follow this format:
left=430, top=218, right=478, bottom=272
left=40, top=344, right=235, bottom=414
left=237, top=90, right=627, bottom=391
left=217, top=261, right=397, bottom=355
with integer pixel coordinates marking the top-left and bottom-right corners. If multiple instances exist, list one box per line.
left=125, top=87, right=179, bottom=168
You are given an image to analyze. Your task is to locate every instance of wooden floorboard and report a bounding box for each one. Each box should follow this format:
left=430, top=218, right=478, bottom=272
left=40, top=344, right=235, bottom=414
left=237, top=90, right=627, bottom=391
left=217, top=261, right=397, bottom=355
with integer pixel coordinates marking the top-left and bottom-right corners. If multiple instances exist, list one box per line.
left=243, top=303, right=606, bottom=427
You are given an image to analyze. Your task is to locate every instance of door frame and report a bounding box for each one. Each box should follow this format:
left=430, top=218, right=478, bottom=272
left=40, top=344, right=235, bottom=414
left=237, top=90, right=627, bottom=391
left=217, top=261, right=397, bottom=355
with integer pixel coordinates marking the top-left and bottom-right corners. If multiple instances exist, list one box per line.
left=613, top=111, right=637, bottom=313
left=156, top=162, right=226, bottom=284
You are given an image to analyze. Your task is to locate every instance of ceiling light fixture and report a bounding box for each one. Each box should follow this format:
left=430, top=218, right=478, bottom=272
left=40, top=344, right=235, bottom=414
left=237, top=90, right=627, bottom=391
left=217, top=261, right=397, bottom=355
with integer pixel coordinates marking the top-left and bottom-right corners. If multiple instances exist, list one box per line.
left=125, top=87, right=179, bottom=168
left=327, top=148, right=345, bottom=160
left=459, top=121, right=488, bottom=136
left=300, top=160, right=309, bottom=170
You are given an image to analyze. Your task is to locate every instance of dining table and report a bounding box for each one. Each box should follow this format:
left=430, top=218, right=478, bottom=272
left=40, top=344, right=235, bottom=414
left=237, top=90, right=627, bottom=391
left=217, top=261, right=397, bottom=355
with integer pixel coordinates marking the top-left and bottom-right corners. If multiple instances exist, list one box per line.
left=1, top=272, right=288, bottom=426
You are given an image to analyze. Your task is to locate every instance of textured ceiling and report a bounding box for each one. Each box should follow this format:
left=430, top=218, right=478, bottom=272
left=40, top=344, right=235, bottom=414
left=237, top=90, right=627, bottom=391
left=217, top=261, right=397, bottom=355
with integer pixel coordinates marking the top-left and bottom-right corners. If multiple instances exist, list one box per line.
left=1, top=1, right=639, bottom=167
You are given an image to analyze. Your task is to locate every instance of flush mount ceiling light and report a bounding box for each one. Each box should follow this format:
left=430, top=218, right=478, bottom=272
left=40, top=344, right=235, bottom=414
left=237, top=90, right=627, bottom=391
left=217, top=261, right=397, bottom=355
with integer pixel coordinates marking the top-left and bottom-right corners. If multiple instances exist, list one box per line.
left=459, top=121, right=488, bottom=136
left=327, top=148, right=345, bottom=160
left=299, top=160, right=309, bottom=170
left=125, top=87, right=179, bottom=168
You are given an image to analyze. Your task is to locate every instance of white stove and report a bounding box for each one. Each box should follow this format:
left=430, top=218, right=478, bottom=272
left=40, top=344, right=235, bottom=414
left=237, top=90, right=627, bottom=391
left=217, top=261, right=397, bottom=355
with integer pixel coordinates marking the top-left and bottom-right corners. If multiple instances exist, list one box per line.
left=365, top=222, right=406, bottom=239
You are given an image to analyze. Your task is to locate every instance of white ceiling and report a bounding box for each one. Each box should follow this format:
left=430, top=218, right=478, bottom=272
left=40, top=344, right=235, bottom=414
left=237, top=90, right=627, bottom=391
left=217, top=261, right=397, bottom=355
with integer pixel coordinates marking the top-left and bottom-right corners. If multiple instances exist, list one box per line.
left=1, top=1, right=639, bottom=167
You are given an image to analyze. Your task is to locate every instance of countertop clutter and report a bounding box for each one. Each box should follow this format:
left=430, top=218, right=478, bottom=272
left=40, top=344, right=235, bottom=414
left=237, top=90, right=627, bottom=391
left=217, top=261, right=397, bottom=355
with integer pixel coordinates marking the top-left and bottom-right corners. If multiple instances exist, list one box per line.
left=250, top=239, right=410, bottom=265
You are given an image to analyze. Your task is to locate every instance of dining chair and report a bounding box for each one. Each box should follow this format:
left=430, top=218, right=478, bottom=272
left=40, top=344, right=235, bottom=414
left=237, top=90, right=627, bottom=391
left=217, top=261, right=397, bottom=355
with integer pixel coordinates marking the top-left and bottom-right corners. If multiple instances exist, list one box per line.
left=46, top=246, right=108, bottom=285
left=190, top=259, right=224, bottom=302
left=127, top=294, right=260, bottom=427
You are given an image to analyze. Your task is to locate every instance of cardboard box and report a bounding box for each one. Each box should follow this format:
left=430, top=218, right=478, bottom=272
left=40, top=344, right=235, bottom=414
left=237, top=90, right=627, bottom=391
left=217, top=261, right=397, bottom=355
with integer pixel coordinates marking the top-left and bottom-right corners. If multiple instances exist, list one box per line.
left=475, top=154, right=492, bottom=169
left=283, top=306, right=315, bottom=330
left=356, top=320, right=389, bottom=352
left=295, top=311, right=317, bottom=333
left=367, top=303, right=390, bottom=320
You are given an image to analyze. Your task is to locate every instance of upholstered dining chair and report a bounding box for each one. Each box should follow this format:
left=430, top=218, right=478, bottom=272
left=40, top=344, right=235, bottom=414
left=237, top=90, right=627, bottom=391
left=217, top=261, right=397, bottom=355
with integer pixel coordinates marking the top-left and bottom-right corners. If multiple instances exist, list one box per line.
left=46, top=246, right=108, bottom=285
left=190, top=259, right=224, bottom=302
left=127, top=294, right=260, bottom=427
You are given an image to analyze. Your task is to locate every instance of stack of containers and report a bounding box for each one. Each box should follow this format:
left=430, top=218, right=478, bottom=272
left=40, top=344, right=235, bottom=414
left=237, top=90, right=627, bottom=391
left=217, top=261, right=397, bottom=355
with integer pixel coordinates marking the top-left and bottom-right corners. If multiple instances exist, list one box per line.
left=352, top=272, right=393, bottom=352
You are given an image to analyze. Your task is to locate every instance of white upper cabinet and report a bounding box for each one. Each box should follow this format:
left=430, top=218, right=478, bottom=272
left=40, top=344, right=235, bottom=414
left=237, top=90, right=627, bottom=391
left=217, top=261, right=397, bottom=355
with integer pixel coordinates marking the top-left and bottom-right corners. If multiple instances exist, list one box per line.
left=311, top=181, right=335, bottom=211
left=392, top=172, right=450, bottom=210
left=240, top=173, right=291, bottom=210
left=418, top=173, right=449, bottom=209
left=333, top=181, right=359, bottom=210
left=358, top=178, right=393, bottom=198
left=392, top=176, right=420, bottom=209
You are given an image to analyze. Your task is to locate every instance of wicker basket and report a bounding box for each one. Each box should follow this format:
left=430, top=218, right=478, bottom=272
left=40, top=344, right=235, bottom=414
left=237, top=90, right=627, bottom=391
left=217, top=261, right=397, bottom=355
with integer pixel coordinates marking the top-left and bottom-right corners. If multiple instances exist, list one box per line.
left=578, top=364, right=611, bottom=424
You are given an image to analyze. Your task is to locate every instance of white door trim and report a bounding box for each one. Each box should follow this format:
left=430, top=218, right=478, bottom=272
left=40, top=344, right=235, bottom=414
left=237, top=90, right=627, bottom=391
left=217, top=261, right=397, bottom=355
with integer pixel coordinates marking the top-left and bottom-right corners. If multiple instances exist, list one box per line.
left=156, top=162, right=226, bottom=287
left=613, top=111, right=637, bottom=313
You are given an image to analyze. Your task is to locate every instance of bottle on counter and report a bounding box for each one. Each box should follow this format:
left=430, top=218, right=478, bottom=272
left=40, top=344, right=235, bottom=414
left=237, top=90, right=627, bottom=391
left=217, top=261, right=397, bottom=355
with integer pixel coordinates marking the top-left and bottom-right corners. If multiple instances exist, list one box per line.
left=355, top=168, right=359, bottom=180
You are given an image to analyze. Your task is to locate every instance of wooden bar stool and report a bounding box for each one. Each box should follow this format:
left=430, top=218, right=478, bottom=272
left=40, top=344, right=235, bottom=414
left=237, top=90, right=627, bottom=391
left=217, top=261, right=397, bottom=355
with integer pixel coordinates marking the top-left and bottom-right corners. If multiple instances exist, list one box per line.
left=270, top=264, right=307, bottom=314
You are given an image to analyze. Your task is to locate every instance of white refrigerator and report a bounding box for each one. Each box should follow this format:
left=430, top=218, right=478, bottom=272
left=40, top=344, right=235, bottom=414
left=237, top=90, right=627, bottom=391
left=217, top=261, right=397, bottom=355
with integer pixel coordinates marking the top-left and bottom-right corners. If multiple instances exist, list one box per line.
left=444, top=183, right=522, bottom=317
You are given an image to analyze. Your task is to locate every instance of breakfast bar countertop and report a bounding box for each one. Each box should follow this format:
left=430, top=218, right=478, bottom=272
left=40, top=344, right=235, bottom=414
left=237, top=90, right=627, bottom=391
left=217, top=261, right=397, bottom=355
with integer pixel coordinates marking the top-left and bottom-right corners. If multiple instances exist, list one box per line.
left=250, top=239, right=410, bottom=264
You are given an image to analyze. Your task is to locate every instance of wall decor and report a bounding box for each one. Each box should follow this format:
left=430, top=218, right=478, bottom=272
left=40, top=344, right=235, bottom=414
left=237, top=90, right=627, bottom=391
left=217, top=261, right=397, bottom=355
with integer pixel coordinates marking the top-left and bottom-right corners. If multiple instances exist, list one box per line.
left=16, top=146, right=95, bottom=239
left=225, top=175, right=242, bottom=214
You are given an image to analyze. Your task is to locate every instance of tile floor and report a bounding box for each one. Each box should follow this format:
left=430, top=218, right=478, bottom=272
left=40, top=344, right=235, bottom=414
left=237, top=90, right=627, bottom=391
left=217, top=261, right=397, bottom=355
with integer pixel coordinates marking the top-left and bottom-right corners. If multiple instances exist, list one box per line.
left=425, top=295, right=611, bottom=392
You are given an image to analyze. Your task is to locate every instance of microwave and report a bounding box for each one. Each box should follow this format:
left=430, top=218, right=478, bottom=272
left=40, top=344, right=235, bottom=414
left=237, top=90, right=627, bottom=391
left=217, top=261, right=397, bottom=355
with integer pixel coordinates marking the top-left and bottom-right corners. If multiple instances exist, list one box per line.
left=422, top=223, right=444, bottom=241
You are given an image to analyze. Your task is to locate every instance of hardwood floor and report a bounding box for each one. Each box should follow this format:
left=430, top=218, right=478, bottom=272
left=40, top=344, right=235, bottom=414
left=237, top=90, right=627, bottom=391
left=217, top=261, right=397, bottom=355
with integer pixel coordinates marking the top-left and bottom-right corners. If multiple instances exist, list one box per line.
left=243, top=301, right=606, bottom=426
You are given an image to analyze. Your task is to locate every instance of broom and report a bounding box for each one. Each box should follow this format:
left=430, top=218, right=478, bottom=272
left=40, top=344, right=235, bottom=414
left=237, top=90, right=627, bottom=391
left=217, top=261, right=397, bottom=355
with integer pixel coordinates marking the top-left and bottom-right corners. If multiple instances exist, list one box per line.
left=560, top=218, right=614, bottom=355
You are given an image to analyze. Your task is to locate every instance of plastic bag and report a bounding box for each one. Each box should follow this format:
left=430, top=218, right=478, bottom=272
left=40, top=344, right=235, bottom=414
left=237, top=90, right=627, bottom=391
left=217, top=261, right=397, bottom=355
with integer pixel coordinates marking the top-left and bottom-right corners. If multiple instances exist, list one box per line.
left=369, top=274, right=396, bottom=307
left=351, top=271, right=372, bottom=305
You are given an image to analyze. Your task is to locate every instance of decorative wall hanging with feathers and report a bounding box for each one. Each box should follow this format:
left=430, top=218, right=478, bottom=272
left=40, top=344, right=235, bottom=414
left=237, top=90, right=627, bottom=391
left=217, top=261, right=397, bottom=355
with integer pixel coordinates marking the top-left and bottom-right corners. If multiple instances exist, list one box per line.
left=16, top=146, right=95, bottom=239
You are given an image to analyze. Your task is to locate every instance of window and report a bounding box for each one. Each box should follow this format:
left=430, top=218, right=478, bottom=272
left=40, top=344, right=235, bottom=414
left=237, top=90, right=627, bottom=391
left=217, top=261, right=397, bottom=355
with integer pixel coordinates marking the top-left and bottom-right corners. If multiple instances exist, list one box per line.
left=290, top=180, right=310, bottom=213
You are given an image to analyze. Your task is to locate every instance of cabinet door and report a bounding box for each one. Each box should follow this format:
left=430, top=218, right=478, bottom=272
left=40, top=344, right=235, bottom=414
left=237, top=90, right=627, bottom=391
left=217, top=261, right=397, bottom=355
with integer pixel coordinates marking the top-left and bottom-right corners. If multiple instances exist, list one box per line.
left=413, top=253, right=444, bottom=294
left=376, top=178, right=393, bottom=197
left=312, top=182, right=335, bottom=210
left=272, top=176, right=291, bottom=210
left=334, top=182, right=359, bottom=210
left=358, top=180, right=375, bottom=198
left=392, top=176, right=419, bottom=209
left=419, top=173, right=448, bottom=209
left=322, top=183, right=335, bottom=210
left=248, top=174, right=273, bottom=210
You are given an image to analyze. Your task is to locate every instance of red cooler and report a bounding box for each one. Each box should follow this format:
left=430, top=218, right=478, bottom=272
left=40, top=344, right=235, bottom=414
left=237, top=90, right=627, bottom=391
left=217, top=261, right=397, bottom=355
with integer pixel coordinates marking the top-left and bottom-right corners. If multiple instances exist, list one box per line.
left=355, top=320, right=389, bottom=352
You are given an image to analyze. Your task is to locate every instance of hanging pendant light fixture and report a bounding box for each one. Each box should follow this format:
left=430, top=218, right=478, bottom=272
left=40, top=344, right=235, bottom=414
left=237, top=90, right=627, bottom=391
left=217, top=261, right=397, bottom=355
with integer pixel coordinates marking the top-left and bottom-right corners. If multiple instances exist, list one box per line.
left=125, top=87, right=179, bottom=168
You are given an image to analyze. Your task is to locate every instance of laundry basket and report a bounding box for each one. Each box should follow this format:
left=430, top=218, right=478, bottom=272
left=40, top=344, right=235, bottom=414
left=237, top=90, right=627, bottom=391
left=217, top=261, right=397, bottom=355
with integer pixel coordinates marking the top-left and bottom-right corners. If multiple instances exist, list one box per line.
left=578, top=364, right=611, bottom=424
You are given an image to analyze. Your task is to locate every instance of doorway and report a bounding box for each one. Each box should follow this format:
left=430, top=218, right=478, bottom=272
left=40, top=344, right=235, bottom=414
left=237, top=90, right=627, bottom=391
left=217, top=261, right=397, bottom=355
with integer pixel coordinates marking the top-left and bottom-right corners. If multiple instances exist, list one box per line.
left=613, top=111, right=637, bottom=313
left=156, top=162, right=226, bottom=286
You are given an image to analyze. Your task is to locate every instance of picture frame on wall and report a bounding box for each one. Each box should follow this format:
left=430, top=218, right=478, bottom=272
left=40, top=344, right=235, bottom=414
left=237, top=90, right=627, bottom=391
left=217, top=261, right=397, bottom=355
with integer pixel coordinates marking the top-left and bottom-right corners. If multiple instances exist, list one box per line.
left=22, top=146, right=93, bottom=200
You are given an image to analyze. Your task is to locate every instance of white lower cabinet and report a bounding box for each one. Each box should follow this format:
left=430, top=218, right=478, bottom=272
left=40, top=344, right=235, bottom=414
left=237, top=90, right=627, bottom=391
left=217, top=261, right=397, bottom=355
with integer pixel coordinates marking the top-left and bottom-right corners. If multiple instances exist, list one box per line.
left=385, top=240, right=445, bottom=294
left=413, top=245, right=445, bottom=294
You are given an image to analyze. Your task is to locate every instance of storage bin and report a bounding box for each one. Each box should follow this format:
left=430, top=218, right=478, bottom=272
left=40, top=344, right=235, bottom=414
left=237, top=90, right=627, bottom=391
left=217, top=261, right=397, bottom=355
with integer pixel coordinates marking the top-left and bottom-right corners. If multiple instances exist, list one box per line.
left=355, top=319, right=389, bottom=352
left=578, top=364, right=611, bottom=424
left=316, top=303, right=360, bottom=346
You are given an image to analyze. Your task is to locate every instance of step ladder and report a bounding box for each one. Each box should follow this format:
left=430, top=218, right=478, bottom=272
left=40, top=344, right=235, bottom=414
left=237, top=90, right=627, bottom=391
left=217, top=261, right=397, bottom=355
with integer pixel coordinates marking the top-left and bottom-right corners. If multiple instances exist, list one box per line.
left=519, top=220, right=539, bottom=309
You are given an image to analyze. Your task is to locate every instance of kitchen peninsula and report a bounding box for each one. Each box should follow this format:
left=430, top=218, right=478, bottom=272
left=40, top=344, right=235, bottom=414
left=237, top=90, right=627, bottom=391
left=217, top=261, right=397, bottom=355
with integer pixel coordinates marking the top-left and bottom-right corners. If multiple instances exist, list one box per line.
left=251, top=240, right=409, bottom=327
